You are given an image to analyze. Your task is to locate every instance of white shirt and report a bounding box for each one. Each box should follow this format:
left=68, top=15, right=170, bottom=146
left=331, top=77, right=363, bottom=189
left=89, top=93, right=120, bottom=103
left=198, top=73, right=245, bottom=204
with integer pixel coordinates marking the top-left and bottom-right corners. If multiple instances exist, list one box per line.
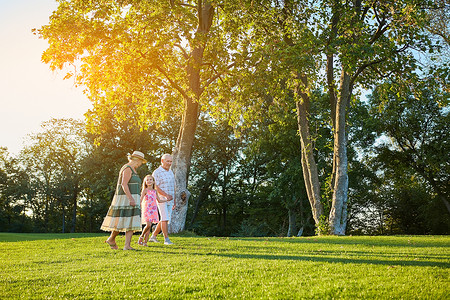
left=152, top=166, right=175, bottom=201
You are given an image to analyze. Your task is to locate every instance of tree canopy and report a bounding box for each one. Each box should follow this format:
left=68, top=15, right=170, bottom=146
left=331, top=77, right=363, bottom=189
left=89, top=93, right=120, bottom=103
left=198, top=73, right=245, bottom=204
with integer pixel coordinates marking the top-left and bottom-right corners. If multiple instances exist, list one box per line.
left=2, top=0, right=445, bottom=235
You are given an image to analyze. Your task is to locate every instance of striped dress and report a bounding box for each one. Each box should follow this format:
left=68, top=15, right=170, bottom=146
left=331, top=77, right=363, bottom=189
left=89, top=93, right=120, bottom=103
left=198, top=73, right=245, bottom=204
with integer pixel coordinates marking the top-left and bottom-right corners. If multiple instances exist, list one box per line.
left=100, top=165, right=142, bottom=232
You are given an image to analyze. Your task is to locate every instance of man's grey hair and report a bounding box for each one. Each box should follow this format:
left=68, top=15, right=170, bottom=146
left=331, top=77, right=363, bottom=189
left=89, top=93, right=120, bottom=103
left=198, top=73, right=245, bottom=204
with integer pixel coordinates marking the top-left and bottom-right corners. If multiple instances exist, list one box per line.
left=162, top=153, right=172, bottom=161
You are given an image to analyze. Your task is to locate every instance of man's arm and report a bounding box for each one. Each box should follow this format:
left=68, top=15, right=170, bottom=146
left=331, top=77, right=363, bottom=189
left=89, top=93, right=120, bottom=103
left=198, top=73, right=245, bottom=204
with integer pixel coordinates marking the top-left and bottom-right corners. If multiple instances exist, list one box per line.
left=155, top=184, right=173, bottom=201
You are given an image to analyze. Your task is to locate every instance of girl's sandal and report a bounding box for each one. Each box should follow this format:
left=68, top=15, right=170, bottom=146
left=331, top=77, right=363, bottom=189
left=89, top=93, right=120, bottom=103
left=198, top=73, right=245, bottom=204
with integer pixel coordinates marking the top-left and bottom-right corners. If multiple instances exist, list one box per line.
left=142, top=242, right=148, bottom=247
left=137, top=236, right=144, bottom=246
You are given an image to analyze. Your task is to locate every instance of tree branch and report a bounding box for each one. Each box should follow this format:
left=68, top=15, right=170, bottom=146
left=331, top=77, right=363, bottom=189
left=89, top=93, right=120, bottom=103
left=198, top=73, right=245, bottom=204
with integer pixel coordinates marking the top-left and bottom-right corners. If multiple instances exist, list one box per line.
left=179, top=3, right=196, bottom=9
left=138, top=49, right=190, bottom=100
left=360, top=5, right=370, bottom=22
left=373, top=4, right=382, bottom=24
left=174, top=43, right=189, bottom=59
left=369, top=17, right=389, bottom=45
left=198, top=0, right=203, bottom=28
left=350, top=57, right=386, bottom=85
left=153, top=63, right=190, bottom=100
left=201, top=62, right=237, bottom=93
left=170, top=0, right=196, bottom=9
left=351, top=43, right=409, bottom=85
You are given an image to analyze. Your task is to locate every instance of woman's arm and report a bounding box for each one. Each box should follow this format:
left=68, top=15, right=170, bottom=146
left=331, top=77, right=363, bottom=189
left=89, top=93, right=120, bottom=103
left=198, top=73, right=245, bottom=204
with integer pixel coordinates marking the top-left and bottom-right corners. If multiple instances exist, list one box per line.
left=121, top=167, right=136, bottom=207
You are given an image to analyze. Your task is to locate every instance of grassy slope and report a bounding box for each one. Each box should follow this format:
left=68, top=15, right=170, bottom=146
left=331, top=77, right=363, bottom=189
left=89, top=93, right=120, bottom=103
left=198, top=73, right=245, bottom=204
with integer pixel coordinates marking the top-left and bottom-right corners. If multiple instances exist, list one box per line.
left=1, top=233, right=449, bottom=299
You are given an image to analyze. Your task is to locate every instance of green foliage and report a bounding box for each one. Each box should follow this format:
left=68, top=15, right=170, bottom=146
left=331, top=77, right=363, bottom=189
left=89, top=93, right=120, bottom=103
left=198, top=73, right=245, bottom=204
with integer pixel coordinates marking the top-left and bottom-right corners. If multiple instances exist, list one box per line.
left=186, top=102, right=321, bottom=237
left=185, top=115, right=244, bottom=236
left=36, top=0, right=238, bottom=133
left=346, top=71, right=450, bottom=235
left=316, top=214, right=330, bottom=235
left=3, top=0, right=445, bottom=237
left=372, top=76, right=449, bottom=198
left=231, top=219, right=271, bottom=237
left=1, top=234, right=449, bottom=299
left=18, top=119, right=88, bottom=233
left=0, top=148, right=32, bottom=232
left=214, top=0, right=439, bottom=236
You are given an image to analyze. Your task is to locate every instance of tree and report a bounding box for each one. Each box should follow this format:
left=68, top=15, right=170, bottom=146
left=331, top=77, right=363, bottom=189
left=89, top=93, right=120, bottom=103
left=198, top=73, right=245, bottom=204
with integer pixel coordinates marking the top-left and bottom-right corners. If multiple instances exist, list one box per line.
left=369, top=75, right=450, bottom=214
left=344, top=65, right=449, bottom=235
left=21, top=119, right=88, bottom=233
left=186, top=115, right=241, bottom=232
left=0, top=148, right=32, bottom=232
left=425, top=0, right=450, bottom=46
left=36, top=0, right=239, bottom=233
left=220, top=0, right=435, bottom=234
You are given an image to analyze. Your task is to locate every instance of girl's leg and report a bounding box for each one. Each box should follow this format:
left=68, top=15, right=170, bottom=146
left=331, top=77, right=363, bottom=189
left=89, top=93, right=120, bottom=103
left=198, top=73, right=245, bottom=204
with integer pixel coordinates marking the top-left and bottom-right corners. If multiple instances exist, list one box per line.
left=124, top=230, right=135, bottom=250
left=139, top=222, right=151, bottom=243
left=144, top=224, right=151, bottom=243
left=142, top=222, right=151, bottom=245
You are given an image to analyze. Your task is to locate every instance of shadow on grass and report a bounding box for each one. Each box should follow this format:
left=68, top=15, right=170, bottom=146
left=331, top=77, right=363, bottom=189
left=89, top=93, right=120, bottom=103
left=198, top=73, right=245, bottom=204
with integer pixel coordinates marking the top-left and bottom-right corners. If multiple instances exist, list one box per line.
left=0, top=231, right=197, bottom=243
left=0, top=233, right=104, bottom=242
left=236, top=236, right=450, bottom=248
left=142, top=237, right=450, bottom=269
left=150, top=246, right=450, bottom=268
left=211, top=252, right=450, bottom=268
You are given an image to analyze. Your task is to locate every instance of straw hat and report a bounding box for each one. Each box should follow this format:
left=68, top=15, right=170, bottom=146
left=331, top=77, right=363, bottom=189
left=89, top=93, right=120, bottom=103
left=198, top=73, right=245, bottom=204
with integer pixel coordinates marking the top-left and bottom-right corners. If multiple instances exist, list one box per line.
left=128, top=151, right=147, bottom=163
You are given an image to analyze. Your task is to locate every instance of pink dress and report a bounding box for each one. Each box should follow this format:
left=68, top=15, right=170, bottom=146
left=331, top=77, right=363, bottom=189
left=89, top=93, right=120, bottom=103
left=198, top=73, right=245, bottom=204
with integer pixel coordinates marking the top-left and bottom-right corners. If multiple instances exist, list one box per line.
left=142, top=189, right=159, bottom=224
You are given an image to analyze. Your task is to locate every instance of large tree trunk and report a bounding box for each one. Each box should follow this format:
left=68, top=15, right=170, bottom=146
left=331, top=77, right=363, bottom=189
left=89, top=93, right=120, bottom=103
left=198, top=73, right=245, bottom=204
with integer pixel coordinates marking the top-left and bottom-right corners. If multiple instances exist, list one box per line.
left=169, top=1, right=214, bottom=233
left=295, top=76, right=324, bottom=228
left=280, top=3, right=325, bottom=233
left=327, top=54, right=338, bottom=197
left=328, top=70, right=350, bottom=235
left=221, top=164, right=228, bottom=232
left=170, top=97, right=198, bottom=233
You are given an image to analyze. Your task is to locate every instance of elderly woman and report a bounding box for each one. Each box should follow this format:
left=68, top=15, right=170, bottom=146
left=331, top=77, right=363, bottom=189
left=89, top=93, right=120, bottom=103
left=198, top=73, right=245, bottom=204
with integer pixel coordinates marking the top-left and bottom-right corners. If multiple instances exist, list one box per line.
left=101, top=151, right=147, bottom=250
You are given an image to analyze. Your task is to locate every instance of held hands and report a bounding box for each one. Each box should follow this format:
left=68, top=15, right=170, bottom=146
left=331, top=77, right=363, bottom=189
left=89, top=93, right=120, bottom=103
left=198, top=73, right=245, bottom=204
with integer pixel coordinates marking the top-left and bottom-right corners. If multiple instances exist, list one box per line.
left=155, top=190, right=173, bottom=203
left=129, top=198, right=136, bottom=207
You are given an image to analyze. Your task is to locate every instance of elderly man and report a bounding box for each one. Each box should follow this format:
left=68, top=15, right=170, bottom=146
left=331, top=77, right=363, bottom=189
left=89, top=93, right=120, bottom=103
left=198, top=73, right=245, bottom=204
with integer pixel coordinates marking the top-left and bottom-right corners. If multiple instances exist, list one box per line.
left=149, top=153, right=176, bottom=245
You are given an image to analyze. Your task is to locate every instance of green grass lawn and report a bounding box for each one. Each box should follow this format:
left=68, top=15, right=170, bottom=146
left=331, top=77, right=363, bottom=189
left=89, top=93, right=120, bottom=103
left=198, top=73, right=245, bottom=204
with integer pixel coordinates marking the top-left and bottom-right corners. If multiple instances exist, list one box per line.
left=1, top=233, right=449, bottom=299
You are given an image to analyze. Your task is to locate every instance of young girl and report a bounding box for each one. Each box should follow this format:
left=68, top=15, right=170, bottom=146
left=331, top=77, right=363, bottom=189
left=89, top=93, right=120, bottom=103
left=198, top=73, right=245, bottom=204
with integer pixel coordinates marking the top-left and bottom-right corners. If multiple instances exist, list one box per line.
left=138, top=175, right=160, bottom=246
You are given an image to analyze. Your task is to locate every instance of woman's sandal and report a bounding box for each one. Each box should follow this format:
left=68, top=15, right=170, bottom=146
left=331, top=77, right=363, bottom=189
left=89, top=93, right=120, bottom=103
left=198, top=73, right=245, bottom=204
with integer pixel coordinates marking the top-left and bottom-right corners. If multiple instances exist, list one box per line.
left=104, top=240, right=118, bottom=250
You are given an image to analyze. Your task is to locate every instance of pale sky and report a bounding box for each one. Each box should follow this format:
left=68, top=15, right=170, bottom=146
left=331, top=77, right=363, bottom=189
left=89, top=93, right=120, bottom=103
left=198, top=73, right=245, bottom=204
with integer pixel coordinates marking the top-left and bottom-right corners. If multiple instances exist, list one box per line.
left=0, top=0, right=91, bottom=155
